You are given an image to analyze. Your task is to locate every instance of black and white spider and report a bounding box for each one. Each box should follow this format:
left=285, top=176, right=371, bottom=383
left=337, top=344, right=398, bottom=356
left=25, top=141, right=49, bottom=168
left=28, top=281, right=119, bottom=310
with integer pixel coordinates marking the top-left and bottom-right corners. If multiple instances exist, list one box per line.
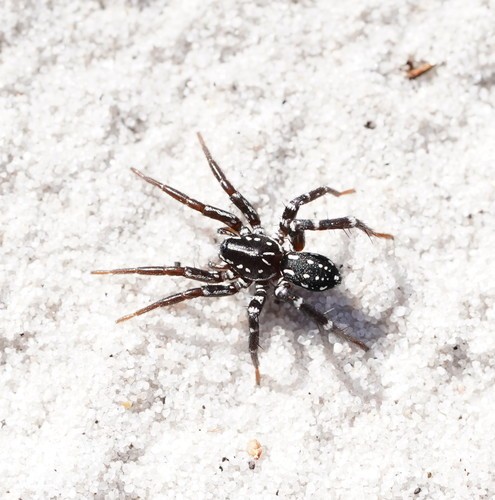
left=93, top=133, right=393, bottom=385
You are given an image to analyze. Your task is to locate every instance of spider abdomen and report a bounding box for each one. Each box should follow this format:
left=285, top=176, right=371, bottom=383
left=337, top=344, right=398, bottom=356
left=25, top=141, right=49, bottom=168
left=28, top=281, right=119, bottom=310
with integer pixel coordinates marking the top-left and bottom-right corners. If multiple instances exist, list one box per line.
left=219, top=235, right=283, bottom=281
left=280, top=252, right=341, bottom=291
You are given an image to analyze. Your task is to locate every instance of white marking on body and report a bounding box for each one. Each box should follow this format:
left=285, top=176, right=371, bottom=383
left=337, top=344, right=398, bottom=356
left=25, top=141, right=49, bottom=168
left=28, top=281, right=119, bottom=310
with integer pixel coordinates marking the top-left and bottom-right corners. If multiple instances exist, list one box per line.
left=294, top=297, right=303, bottom=309
left=262, top=258, right=270, bottom=265
left=237, top=264, right=243, bottom=269
left=323, top=320, right=333, bottom=330
left=288, top=254, right=299, bottom=260
left=263, top=251, right=275, bottom=256
left=319, top=286, right=327, bottom=290
left=315, top=276, right=320, bottom=281
left=245, top=268, right=251, bottom=273
left=303, top=273, right=310, bottom=279
left=318, top=263, right=323, bottom=268
left=348, top=216, right=357, bottom=227
left=266, top=241, right=273, bottom=246
left=324, top=266, right=328, bottom=270
left=248, top=306, right=259, bottom=314
left=283, top=269, right=295, bottom=276
left=258, top=269, right=264, bottom=274
left=334, top=275, right=340, bottom=281
left=254, top=237, right=261, bottom=241
left=307, top=259, right=314, bottom=264
left=255, top=295, right=264, bottom=303
left=245, top=236, right=252, bottom=241
left=301, top=283, right=309, bottom=288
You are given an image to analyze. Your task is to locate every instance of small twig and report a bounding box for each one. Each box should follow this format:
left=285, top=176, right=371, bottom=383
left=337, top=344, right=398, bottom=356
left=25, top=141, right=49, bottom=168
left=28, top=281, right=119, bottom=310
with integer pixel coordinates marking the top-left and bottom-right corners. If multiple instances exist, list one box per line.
left=406, top=60, right=436, bottom=80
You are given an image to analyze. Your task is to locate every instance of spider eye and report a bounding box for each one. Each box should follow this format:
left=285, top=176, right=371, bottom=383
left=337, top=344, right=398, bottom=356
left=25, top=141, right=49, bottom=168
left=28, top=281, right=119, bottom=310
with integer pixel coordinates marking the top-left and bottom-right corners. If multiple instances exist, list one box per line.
left=280, top=252, right=341, bottom=291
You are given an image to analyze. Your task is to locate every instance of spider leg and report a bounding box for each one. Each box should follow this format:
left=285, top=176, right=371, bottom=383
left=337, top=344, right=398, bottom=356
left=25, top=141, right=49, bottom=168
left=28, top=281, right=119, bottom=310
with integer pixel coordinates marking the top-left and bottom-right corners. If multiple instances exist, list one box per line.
left=217, top=226, right=239, bottom=236
left=247, top=283, right=269, bottom=386
left=290, top=217, right=394, bottom=241
left=92, top=265, right=233, bottom=283
left=196, top=132, right=262, bottom=230
left=279, top=186, right=355, bottom=249
left=274, top=280, right=369, bottom=351
left=131, top=168, right=244, bottom=232
left=115, top=281, right=246, bottom=324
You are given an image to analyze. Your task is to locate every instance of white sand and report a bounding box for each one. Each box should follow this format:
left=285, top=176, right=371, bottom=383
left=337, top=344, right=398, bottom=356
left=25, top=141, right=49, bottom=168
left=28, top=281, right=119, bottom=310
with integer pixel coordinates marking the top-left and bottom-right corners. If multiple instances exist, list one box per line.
left=1, top=1, right=494, bottom=498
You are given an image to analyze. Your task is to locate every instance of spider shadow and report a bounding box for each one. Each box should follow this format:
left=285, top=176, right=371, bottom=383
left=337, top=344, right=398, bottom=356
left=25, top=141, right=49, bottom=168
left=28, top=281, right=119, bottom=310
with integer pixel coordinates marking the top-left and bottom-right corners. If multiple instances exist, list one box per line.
left=264, top=287, right=389, bottom=405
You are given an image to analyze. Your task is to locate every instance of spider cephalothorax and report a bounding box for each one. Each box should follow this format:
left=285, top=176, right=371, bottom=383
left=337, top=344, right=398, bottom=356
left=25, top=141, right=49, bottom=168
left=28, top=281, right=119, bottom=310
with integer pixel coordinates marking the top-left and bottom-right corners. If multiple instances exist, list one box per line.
left=93, top=133, right=393, bottom=385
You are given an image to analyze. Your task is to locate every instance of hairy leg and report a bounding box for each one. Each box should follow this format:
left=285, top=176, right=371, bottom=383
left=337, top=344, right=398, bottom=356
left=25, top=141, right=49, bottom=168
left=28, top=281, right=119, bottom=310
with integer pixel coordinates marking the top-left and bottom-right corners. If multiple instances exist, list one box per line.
left=92, top=265, right=233, bottom=283
left=196, top=133, right=261, bottom=229
left=274, top=280, right=369, bottom=351
left=247, top=284, right=269, bottom=385
left=114, top=281, right=246, bottom=324
left=131, top=167, right=244, bottom=231
left=290, top=216, right=394, bottom=243
left=279, top=186, right=355, bottom=249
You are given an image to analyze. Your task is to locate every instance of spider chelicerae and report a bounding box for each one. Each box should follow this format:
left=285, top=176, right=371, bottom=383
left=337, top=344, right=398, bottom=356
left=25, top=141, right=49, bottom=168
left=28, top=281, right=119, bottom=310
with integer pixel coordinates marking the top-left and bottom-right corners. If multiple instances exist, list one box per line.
left=93, top=133, right=393, bottom=385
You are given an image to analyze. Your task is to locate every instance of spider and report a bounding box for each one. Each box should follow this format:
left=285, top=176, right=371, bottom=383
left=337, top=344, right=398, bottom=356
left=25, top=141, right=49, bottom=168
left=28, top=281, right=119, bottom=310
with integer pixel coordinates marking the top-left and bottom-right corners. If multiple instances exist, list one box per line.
left=93, top=133, right=393, bottom=385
